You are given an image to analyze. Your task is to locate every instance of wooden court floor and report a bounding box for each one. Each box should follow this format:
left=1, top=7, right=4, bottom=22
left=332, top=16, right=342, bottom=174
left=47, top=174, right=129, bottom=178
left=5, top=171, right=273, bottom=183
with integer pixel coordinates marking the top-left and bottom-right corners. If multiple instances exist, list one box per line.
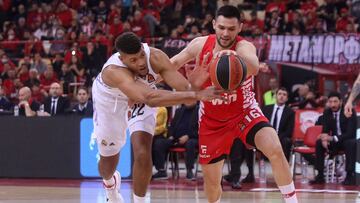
left=0, top=178, right=359, bottom=203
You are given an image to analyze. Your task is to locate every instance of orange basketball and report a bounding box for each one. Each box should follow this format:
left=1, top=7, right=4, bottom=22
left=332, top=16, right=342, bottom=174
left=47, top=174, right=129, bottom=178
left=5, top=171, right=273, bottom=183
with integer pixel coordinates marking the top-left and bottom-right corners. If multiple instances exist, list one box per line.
left=209, top=54, right=247, bottom=90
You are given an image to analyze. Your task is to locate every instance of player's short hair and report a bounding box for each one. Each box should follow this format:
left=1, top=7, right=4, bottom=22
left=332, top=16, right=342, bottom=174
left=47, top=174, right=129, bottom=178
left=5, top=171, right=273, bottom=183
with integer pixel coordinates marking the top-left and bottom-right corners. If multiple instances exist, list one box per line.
left=216, top=5, right=241, bottom=21
left=115, top=32, right=141, bottom=54
left=328, top=91, right=342, bottom=100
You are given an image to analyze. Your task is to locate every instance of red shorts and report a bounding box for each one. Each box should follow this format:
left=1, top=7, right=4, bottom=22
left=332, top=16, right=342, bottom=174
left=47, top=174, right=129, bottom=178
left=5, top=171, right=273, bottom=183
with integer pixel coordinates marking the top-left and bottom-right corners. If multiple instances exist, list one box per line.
left=198, top=106, right=269, bottom=164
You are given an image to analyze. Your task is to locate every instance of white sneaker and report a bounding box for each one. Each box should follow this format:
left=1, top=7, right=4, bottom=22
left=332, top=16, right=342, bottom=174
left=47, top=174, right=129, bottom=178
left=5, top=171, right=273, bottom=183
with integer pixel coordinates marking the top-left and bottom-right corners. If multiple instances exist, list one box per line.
left=104, top=171, right=124, bottom=203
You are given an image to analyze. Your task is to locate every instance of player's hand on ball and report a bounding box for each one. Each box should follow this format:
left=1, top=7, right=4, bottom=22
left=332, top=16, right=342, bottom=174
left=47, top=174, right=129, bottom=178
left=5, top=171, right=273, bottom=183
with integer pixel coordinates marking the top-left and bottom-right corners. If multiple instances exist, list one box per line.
left=344, top=102, right=353, bottom=118
left=187, top=52, right=211, bottom=90
left=195, top=86, right=225, bottom=101
left=214, top=50, right=237, bottom=58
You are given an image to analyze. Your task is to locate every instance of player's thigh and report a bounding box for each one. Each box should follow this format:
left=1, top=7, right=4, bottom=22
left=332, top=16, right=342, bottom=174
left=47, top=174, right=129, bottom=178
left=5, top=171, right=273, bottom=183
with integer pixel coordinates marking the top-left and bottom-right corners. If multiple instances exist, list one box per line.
left=93, top=97, right=128, bottom=157
left=254, top=127, right=283, bottom=157
left=129, top=115, right=156, bottom=154
left=201, top=160, right=225, bottom=185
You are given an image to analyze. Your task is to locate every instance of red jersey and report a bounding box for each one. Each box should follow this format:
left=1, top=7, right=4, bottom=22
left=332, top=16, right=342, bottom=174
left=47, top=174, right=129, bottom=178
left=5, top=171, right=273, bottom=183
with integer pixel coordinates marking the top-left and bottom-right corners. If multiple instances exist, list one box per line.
left=198, top=35, right=257, bottom=124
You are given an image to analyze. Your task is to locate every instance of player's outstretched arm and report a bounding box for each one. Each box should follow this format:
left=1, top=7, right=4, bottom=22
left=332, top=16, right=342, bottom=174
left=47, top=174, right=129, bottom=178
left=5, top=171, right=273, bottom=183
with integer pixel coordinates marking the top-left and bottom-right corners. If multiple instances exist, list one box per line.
left=102, top=66, right=223, bottom=107
left=170, top=37, right=205, bottom=70
left=345, top=73, right=360, bottom=117
left=150, top=48, right=193, bottom=91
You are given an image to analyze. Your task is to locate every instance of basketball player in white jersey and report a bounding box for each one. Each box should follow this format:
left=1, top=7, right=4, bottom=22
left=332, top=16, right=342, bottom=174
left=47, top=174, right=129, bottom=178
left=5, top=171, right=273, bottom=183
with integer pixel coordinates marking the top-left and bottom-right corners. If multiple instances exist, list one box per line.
left=92, top=32, right=222, bottom=203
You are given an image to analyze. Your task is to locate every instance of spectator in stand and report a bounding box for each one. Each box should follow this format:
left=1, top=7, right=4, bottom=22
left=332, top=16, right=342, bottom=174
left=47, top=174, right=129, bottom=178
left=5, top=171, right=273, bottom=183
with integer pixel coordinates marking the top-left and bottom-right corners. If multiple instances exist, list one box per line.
left=176, top=24, right=188, bottom=38
left=94, top=17, right=108, bottom=33
left=13, top=4, right=27, bottom=23
left=317, top=0, right=337, bottom=32
left=18, top=55, right=33, bottom=69
left=34, top=23, right=50, bottom=40
left=187, top=25, right=201, bottom=39
left=51, top=53, right=64, bottom=79
left=285, top=11, right=305, bottom=35
left=2, top=68, right=16, bottom=98
left=56, top=3, right=74, bottom=28
left=49, top=28, right=68, bottom=56
left=16, top=17, right=27, bottom=40
left=64, top=42, right=83, bottom=64
left=40, top=65, right=58, bottom=92
left=336, top=8, right=354, bottom=33
left=71, top=87, right=93, bottom=117
left=24, top=68, right=40, bottom=88
left=43, top=82, right=70, bottom=116
left=17, top=64, right=30, bottom=84
left=246, top=10, right=264, bottom=35
left=94, top=1, right=108, bottom=22
left=81, top=40, right=104, bottom=82
left=58, top=63, right=75, bottom=95
left=1, top=28, right=20, bottom=57
left=264, top=9, right=285, bottom=34
left=31, top=53, right=47, bottom=74
left=289, top=83, right=309, bottom=107
left=143, top=3, right=160, bottom=37
left=80, top=15, right=94, bottom=37
left=0, top=85, right=12, bottom=111
left=304, top=11, right=319, bottom=33
left=201, top=13, right=215, bottom=34
left=107, top=3, right=121, bottom=24
left=263, top=77, right=278, bottom=106
left=30, top=83, right=46, bottom=104
left=77, top=0, right=92, bottom=21
left=69, top=55, right=86, bottom=83
left=130, top=10, right=149, bottom=38
left=17, top=86, right=40, bottom=117
left=0, top=0, right=11, bottom=26
left=300, top=0, right=318, bottom=14
left=109, top=15, right=124, bottom=40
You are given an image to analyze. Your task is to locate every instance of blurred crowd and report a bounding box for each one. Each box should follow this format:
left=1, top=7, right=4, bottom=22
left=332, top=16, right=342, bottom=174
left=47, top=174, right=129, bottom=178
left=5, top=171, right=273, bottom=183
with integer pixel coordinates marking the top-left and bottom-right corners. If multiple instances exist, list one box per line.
left=0, top=0, right=359, bottom=114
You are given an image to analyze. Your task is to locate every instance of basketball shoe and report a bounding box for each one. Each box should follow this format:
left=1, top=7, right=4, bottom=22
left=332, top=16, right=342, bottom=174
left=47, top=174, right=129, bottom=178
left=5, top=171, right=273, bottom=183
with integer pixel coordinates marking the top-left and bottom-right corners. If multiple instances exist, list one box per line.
left=104, top=171, right=124, bottom=203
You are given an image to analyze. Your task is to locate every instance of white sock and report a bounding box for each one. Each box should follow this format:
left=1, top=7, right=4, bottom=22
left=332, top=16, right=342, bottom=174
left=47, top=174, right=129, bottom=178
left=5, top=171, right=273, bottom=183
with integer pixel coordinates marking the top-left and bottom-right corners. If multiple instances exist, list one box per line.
left=133, top=193, right=145, bottom=203
left=279, top=182, right=298, bottom=203
left=103, top=175, right=115, bottom=187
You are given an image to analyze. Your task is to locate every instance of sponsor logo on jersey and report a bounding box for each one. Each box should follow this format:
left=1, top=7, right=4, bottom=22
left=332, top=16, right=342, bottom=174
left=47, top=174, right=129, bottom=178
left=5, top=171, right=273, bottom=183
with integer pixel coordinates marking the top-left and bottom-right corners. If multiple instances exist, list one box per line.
left=211, top=93, right=237, bottom=105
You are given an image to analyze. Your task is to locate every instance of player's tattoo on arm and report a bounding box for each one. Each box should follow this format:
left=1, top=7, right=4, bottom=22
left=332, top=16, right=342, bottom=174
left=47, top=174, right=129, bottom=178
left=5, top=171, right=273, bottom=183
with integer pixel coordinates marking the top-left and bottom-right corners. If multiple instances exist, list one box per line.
left=351, top=81, right=360, bottom=102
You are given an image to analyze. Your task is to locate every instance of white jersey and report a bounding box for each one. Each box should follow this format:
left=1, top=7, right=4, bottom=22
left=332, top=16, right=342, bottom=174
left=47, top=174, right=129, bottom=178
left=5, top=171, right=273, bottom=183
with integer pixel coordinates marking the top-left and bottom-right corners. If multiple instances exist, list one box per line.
left=92, top=43, right=157, bottom=156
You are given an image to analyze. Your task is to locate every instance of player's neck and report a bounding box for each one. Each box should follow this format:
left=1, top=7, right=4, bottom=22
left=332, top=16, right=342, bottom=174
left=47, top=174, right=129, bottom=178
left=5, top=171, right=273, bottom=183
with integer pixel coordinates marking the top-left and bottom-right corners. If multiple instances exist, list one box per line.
left=213, top=41, right=236, bottom=53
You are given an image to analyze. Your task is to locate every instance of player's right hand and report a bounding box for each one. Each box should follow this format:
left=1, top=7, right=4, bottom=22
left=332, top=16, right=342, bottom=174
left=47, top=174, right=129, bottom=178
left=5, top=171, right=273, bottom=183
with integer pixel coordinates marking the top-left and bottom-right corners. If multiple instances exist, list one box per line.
left=344, top=101, right=353, bottom=118
left=187, top=52, right=210, bottom=90
left=195, top=86, right=226, bottom=101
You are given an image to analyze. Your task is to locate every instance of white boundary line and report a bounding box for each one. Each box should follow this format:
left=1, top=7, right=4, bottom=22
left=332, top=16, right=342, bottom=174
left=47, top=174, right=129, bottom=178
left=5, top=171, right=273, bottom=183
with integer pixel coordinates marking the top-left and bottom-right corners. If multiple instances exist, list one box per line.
left=250, top=188, right=359, bottom=194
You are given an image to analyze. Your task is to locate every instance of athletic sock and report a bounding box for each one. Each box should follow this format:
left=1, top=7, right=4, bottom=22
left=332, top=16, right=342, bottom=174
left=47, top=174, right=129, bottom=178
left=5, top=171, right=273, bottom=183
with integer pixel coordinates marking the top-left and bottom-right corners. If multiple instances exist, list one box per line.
left=133, top=193, right=145, bottom=203
left=279, top=182, right=298, bottom=203
left=103, top=175, right=115, bottom=188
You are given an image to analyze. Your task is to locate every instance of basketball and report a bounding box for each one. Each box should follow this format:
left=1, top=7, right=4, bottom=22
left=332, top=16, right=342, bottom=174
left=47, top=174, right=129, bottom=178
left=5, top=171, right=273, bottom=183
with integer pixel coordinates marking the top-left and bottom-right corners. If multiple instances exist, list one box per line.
left=209, top=54, right=247, bottom=90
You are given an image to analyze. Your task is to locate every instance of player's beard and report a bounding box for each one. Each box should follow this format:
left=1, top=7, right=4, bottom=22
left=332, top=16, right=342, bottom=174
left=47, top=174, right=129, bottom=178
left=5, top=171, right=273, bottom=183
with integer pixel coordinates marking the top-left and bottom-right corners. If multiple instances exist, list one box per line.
left=216, top=36, right=236, bottom=49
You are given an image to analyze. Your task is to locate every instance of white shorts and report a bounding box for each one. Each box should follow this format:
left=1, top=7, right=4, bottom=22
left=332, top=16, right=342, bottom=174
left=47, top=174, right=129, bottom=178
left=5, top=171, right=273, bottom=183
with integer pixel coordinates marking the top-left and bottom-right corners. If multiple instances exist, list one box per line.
left=92, top=79, right=156, bottom=157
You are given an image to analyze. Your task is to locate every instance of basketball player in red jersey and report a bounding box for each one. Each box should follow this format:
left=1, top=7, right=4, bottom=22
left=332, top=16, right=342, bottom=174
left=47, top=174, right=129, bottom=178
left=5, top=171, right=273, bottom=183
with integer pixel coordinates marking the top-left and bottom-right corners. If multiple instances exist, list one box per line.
left=171, top=6, right=298, bottom=203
